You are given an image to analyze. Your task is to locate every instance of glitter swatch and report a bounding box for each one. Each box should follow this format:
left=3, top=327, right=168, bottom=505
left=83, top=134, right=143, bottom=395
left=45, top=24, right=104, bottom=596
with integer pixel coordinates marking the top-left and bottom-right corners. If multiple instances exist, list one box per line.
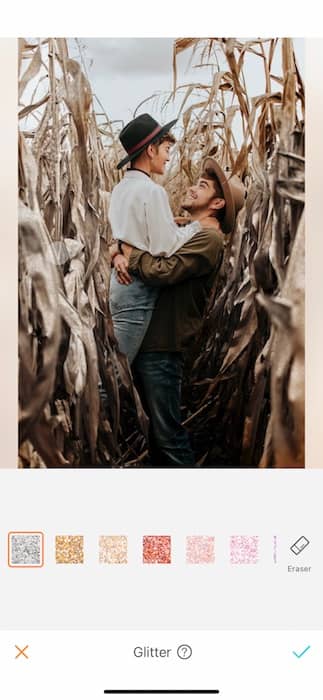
left=143, top=536, right=171, bottom=564
left=99, top=536, right=128, bottom=564
left=186, top=536, right=215, bottom=564
left=8, top=531, right=44, bottom=568
left=230, top=535, right=259, bottom=564
left=55, top=535, right=84, bottom=564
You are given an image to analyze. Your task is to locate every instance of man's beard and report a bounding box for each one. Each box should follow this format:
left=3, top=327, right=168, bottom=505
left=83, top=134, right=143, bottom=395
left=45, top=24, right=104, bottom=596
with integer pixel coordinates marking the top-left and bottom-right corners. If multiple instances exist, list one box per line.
left=181, top=202, right=194, bottom=214
left=181, top=202, right=207, bottom=217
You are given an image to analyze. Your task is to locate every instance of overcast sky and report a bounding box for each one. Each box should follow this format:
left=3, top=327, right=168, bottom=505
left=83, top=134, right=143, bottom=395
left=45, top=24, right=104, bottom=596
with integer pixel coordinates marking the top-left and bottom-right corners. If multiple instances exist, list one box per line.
left=70, top=38, right=305, bottom=128
left=21, top=38, right=305, bottom=144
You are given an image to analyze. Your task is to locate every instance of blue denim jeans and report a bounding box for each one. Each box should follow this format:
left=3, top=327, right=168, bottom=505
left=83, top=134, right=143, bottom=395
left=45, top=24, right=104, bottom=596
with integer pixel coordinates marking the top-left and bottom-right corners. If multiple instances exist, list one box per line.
left=109, top=271, right=159, bottom=365
left=133, top=351, right=196, bottom=466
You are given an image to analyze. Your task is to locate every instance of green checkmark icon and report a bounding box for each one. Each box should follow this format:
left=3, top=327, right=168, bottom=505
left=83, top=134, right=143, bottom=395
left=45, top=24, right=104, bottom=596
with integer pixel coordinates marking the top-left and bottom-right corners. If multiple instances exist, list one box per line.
left=292, top=645, right=311, bottom=658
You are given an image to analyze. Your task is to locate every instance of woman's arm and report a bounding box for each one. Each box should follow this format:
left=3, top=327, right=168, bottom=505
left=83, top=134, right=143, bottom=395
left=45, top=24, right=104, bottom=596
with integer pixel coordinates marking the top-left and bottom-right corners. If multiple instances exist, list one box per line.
left=144, top=187, right=201, bottom=256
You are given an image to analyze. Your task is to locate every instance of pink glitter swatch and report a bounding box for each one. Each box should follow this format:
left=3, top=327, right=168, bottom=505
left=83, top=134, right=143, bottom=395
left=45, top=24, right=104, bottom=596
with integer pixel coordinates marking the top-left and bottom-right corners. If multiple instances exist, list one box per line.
left=186, top=536, right=215, bottom=564
left=230, top=535, right=259, bottom=564
left=143, top=536, right=171, bottom=564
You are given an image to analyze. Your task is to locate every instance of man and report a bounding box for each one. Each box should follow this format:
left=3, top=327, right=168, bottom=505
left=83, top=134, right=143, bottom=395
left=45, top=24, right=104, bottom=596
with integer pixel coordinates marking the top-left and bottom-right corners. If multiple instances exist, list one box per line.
left=113, top=157, right=245, bottom=466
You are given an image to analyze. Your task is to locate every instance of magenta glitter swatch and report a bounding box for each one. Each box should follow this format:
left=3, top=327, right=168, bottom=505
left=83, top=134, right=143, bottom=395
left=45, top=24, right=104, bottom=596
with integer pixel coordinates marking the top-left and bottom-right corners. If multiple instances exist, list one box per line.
left=230, top=535, right=259, bottom=564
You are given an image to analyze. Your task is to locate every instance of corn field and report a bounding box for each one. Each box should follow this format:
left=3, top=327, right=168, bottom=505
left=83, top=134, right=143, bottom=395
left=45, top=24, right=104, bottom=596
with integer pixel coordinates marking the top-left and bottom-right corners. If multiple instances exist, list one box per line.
left=18, top=37, right=305, bottom=468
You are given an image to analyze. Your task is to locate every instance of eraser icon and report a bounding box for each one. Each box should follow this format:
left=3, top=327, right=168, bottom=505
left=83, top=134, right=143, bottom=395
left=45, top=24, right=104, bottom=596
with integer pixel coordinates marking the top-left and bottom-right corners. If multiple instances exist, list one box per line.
left=290, top=536, right=309, bottom=555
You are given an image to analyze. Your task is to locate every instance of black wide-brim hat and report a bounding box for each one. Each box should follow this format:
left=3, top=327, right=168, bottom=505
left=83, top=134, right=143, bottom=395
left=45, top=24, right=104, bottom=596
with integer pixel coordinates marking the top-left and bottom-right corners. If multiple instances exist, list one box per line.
left=117, top=113, right=177, bottom=169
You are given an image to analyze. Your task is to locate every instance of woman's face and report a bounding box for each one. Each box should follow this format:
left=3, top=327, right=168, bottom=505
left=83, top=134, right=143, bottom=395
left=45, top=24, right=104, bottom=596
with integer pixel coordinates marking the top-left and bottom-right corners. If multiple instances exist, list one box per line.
left=149, top=140, right=172, bottom=175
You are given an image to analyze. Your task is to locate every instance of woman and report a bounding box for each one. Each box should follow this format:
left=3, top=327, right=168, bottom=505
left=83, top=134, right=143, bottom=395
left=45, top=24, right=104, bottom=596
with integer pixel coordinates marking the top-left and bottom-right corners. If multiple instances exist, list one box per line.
left=108, top=113, right=203, bottom=364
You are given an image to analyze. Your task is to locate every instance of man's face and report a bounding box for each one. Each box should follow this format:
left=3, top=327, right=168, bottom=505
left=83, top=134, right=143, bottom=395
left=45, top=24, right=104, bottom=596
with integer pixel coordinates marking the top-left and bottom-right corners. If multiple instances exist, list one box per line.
left=182, top=177, right=219, bottom=213
left=149, top=140, right=172, bottom=175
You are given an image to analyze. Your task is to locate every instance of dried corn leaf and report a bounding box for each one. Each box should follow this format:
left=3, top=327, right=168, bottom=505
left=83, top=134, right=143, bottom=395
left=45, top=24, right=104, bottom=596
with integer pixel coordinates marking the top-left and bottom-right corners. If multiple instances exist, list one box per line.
left=19, top=45, right=42, bottom=100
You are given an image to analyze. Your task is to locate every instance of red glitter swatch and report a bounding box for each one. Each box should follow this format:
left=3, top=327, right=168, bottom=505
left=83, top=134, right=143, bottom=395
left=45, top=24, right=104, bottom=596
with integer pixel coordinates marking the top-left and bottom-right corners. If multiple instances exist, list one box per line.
left=143, top=536, right=171, bottom=564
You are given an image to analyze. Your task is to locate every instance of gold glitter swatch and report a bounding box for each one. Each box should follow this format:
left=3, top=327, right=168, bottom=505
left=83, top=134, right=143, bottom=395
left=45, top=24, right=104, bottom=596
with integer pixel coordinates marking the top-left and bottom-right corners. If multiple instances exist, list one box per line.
left=55, top=535, right=84, bottom=564
left=99, top=536, right=128, bottom=564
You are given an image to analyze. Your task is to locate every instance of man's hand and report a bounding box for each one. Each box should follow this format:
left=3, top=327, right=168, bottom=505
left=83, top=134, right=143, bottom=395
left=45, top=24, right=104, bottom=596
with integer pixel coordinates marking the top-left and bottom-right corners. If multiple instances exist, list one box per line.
left=109, top=241, right=119, bottom=260
left=113, top=253, right=132, bottom=285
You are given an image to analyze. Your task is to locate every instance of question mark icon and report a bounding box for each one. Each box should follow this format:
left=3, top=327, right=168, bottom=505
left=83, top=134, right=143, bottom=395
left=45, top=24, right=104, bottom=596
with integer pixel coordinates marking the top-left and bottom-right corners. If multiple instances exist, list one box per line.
left=177, top=644, right=192, bottom=659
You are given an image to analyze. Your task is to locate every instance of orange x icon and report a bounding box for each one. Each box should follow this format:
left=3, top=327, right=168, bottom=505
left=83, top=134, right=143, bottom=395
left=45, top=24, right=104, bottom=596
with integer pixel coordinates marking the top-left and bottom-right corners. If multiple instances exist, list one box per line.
left=15, top=644, right=29, bottom=659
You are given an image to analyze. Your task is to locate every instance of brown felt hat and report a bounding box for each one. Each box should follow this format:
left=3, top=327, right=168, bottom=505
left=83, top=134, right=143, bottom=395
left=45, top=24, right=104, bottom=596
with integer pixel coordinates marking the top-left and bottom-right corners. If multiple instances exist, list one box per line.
left=203, top=156, right=246, bottom=234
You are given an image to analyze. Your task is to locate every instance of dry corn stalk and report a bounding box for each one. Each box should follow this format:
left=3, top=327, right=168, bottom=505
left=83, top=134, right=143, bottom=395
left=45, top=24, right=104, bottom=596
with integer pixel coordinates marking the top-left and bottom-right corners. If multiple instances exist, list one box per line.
left=168, top=38, right=304, bottom=467
left=18, top=38, right=147, bottom=467
left=18, top=37, right=304, bottom=467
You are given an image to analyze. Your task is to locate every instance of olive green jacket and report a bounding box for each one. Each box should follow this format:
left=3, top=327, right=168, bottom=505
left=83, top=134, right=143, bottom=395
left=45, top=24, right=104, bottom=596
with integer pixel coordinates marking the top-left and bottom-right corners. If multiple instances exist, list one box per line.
left=128, top=227, right=224, bottom=353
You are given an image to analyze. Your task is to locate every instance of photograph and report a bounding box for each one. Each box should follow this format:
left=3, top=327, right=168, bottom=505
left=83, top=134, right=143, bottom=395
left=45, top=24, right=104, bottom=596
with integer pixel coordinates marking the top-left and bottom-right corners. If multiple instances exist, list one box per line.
left=17, top=37, right=305, bottom=468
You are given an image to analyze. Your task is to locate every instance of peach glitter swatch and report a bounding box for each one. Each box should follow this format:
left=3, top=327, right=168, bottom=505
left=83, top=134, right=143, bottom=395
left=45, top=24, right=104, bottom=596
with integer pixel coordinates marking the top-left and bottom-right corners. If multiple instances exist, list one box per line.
left=186, top=536, right=215, bottom=564
left=99, top=536, right=128, bottom=564
left=143, top=536, right=171, bottom=564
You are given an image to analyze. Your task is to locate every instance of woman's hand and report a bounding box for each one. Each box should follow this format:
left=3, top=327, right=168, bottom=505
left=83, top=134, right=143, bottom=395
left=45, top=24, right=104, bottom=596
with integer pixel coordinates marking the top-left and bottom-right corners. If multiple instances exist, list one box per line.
left=113, top=254, right=132, bottom=285
left=174, top=216, right=192, bottom=226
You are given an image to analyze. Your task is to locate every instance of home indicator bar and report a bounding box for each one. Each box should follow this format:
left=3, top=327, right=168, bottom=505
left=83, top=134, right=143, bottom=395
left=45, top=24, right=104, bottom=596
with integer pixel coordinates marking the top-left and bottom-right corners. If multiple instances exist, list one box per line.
left=103, top=691, right=220, bottom=695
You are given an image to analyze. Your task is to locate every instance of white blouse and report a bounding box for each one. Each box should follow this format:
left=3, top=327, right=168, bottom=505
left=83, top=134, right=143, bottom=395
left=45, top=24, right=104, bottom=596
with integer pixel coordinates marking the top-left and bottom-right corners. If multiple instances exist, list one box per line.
left=108, top=169, right=201, bottom=257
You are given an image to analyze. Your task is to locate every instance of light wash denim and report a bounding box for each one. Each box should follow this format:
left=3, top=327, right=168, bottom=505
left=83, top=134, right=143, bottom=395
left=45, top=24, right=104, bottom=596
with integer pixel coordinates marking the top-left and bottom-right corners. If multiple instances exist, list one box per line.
left=109, top=270, right=159, bottom=365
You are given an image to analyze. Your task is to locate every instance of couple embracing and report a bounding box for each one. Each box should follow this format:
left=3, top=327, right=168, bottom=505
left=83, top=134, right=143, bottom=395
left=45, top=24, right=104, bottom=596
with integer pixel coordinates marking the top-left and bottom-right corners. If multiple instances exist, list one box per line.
left=108, top=113, right=245, bottom=467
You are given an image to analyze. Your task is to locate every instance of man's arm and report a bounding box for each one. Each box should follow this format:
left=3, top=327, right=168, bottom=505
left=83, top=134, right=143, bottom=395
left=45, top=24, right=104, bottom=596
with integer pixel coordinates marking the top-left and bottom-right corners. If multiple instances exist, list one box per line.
left=109, top=241, right=132, bottom=284
left=127, top=227, right=224, bottom=287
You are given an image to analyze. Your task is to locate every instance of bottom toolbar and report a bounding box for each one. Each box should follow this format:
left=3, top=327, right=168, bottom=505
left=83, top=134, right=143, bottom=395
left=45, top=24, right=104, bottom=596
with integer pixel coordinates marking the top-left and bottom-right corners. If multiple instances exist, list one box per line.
left=1, top=630, right=320, bottom=700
